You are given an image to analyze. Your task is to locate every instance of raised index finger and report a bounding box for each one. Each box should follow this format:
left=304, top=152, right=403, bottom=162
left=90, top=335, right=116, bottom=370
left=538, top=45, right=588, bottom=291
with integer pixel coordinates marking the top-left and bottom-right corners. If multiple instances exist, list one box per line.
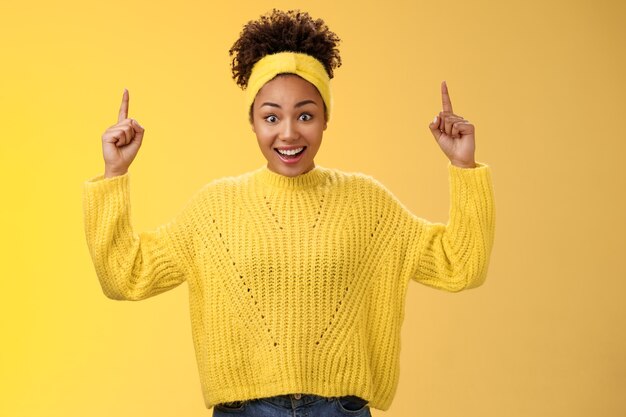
left=118, top=88, right=129, bottom=123
left=441, top=81, right=453, bottom=113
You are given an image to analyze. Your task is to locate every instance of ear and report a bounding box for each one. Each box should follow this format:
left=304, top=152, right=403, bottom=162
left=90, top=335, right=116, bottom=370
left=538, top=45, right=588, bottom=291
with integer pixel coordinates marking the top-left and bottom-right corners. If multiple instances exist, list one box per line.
left=249, top=109, right=255, bottom=132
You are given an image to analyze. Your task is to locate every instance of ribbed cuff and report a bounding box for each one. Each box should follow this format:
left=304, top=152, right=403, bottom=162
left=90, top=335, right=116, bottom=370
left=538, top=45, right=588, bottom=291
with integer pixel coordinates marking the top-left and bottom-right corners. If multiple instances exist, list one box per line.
left=448, top=160, right=492, bottom=210
left=84, top=170, right=129, bottom=184
left=82, top=171, right=131, bottom=245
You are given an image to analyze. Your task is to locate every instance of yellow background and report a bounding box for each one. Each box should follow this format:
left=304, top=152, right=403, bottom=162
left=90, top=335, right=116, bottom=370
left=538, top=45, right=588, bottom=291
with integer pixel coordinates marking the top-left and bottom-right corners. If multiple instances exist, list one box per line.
left=1, top=0, right=625, bottom=416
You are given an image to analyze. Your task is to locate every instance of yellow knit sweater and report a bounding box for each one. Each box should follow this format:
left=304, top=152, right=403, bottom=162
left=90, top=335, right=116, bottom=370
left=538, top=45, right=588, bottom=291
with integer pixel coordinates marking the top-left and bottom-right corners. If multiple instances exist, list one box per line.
left=82, top=162, right=495, bottom=411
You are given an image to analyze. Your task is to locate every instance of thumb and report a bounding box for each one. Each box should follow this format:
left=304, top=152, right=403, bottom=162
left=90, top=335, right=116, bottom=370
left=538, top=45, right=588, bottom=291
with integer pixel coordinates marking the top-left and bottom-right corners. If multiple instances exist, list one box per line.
left=429, top=115, right=442, bottom=141
left=123, top=119, right=145, bottom=156
left=131, top=119, right=145, bottom=142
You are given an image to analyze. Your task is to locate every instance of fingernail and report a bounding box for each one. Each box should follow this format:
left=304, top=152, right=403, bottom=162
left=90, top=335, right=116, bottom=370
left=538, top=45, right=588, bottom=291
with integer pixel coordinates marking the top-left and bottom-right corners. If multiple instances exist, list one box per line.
left=433, top=116, right=438, bottom=124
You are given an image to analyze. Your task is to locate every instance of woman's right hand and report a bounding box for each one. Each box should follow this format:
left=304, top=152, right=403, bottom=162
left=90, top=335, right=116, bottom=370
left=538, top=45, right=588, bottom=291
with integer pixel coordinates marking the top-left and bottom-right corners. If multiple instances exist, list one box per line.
left=101, top=89, right=145, bottom=178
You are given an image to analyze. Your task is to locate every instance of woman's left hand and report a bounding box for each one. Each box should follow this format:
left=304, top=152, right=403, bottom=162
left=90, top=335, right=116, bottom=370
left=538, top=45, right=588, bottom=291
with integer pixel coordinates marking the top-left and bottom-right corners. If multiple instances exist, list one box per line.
left=428, top=81, right=476, bottom=168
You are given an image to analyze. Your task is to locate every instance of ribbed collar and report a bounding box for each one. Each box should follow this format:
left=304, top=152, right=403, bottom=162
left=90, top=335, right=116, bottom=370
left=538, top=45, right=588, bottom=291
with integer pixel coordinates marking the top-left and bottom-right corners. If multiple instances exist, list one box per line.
left=253, top=164, right=328, bottom=190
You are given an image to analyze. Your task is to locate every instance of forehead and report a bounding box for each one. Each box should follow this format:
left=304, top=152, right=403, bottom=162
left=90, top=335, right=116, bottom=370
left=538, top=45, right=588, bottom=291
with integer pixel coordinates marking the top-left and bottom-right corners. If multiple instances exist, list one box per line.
left=254, top=74, right=323, bottom=103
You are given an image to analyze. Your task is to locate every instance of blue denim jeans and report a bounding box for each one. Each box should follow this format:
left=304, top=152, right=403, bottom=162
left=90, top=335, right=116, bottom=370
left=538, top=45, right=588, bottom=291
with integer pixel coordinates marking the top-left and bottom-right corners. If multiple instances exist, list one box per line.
left=212, top=393, right=372, bottom=416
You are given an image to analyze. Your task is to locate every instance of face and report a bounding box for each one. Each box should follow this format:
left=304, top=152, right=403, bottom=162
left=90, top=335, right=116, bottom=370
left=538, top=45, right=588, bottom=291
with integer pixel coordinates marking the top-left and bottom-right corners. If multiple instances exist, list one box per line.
left=250, top=74, right=327, bottom=177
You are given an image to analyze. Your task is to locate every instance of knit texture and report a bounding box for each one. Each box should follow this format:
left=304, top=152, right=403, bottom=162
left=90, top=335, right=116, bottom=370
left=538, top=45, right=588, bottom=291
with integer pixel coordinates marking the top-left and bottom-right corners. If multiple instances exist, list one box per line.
left=82, top=162, right=495, bottom=411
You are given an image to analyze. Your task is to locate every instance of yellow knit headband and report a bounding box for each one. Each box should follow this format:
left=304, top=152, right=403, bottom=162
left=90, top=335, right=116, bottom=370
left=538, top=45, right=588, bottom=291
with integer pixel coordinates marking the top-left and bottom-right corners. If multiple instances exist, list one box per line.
left=245, top=51, right=332, bottom=121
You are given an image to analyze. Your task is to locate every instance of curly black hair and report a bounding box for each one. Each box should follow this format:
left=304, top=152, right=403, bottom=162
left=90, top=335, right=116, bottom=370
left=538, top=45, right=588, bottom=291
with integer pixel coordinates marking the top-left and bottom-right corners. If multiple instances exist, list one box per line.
left=229, top=9, right=342, bottom=90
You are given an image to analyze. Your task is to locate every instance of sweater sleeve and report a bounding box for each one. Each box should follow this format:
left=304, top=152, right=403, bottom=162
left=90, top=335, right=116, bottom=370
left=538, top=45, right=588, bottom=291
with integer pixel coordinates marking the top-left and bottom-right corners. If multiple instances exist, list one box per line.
left=82, top=172, right=195, bottom=301
left=382, top=162, right=495, bottom=292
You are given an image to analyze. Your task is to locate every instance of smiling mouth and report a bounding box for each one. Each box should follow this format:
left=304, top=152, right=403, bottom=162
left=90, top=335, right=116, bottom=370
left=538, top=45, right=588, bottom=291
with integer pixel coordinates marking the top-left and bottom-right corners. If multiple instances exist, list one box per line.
left=274, top=146, right=307, bottom=159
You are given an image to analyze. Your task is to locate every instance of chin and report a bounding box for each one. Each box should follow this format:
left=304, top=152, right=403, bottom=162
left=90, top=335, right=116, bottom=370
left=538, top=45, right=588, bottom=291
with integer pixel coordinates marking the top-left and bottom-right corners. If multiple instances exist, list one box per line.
left=269, top=161, right=312, bottom=177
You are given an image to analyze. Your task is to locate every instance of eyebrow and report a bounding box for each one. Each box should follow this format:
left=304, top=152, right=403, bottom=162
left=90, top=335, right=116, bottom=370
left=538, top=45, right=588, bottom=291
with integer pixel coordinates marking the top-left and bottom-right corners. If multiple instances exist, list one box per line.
left=260, top=99, right=318, bottom=109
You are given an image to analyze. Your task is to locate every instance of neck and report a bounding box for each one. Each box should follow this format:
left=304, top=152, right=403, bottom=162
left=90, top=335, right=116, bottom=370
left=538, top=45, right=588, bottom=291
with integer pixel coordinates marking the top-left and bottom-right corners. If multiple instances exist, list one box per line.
left=254, top=164, right=328, bottom=190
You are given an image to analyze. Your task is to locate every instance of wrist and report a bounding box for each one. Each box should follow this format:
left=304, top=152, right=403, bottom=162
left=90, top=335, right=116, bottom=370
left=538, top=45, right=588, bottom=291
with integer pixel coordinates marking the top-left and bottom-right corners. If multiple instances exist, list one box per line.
left=451, top=160, right=476, bottom=169
left=104, top=168, right=128, bottom=178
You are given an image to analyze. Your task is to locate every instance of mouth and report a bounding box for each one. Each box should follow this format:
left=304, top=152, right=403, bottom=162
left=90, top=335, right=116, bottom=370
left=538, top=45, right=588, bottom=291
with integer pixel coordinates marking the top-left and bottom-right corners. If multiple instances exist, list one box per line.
left=274, top=146, right=307, bottom=164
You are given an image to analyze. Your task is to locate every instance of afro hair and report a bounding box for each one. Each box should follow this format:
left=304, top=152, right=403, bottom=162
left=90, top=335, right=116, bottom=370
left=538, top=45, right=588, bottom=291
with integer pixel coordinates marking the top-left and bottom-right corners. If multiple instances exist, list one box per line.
left=229, top=9, right=342, bottom=90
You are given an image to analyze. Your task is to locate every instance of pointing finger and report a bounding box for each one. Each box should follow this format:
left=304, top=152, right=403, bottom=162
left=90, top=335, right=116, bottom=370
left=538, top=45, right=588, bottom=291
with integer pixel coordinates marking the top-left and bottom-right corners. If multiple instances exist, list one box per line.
left=118, top=88, right=129, bottom=123
left=441, top=81, right=453, bottom=113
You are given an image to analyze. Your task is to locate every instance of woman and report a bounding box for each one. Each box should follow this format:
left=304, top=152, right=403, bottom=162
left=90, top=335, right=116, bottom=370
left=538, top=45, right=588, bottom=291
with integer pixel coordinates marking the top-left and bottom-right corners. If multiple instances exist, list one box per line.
left=83, top=9, right=495, bottom=416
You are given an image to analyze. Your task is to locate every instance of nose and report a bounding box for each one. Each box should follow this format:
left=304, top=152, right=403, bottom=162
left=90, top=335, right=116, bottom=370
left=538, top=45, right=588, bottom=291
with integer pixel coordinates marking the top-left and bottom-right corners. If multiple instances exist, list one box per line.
left=278, top=119, right=299, bottom=142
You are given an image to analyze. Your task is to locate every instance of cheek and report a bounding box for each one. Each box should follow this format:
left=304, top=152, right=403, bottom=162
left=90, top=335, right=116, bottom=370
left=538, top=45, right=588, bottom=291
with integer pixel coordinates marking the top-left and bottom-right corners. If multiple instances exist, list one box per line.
left=255, top=129, right=274, bottom=148
left=252, top=123, right=267, bottom=138
left=309, top=125, right=326, bottom=143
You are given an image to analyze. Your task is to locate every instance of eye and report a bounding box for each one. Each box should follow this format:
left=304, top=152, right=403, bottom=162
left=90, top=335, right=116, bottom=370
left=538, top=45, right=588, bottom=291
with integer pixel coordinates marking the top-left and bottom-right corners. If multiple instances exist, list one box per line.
left=299, top=113, right=312, bottom=121
left=264, top=115, right=278, bottom=123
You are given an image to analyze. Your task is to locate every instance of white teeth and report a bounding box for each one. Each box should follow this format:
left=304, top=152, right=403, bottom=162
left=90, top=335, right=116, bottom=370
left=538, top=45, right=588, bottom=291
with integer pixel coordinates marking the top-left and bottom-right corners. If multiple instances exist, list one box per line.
left=277, top=147, right=304, bottom=155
